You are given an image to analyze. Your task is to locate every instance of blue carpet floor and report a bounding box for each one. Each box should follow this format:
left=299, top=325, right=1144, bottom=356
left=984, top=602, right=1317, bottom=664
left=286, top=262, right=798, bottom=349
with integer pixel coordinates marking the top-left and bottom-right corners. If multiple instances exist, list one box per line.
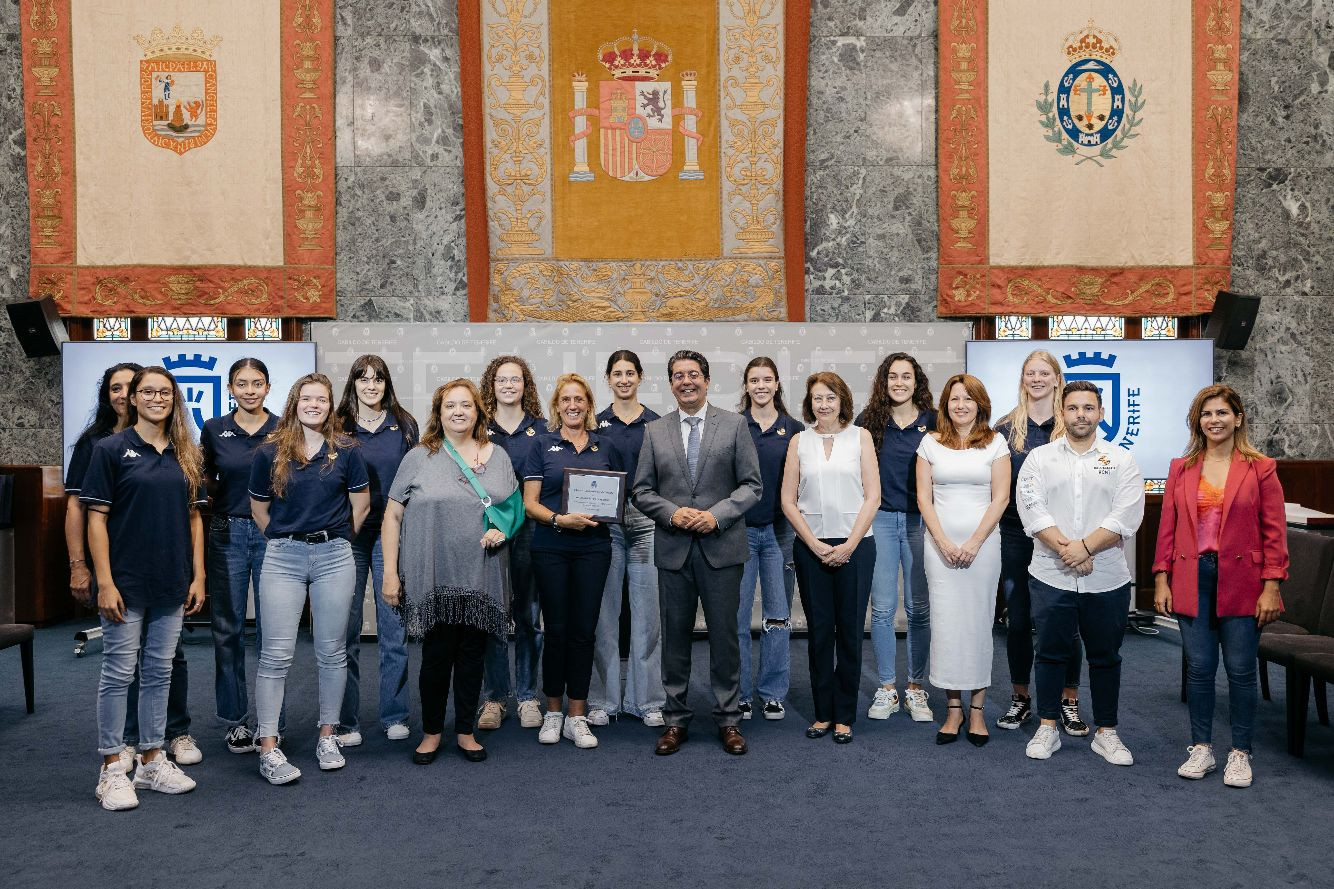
left=1, top=620, right=1331, bottom=889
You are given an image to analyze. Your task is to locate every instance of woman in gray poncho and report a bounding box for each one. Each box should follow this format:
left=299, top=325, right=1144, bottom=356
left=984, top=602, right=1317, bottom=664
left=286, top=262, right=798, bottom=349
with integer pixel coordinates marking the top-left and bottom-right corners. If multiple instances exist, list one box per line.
left=381, top=379, right=516, bottom=764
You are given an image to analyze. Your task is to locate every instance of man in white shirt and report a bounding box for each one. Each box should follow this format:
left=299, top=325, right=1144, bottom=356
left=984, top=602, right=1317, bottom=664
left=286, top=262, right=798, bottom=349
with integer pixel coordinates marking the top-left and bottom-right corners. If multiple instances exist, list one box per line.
left=1016, top=381, right=1145, bottom=765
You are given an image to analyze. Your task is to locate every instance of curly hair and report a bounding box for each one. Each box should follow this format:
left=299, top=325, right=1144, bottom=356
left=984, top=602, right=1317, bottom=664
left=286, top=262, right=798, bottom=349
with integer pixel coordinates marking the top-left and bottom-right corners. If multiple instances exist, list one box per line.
left=858, top=352, right=933, bottom=451
left=480, top=355, right=545, bottom=420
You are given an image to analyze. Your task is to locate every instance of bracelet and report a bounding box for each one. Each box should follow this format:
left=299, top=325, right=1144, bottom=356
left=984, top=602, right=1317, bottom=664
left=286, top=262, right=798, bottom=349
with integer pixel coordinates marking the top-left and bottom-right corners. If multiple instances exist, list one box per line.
left=69, top=558, right=85, bottom=567
left=550, top=512, right=561, bottom=530
left=1081, top=539, right=1092, bottom=557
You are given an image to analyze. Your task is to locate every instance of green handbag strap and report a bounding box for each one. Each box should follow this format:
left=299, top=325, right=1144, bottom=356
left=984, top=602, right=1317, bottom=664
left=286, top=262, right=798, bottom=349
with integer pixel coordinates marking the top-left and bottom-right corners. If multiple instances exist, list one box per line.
left=442, top=439, right=493, bottom=508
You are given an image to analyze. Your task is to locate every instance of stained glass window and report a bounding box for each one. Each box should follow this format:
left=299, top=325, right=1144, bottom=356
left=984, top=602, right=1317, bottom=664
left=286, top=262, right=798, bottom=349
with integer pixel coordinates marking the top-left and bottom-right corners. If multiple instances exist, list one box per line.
left=245, top=317, right=282, bottom=341
left=93, top=317, right=131, bottom=341
left=1143, top=479, right=1166, bottom=495
left=147, top=316, right=227, bottom=341
left=995, top=315, right=1032, bottom=339
left=1141, top=316, right=1178, bottom=339
left=1049, top=315, right=1125, bottom=339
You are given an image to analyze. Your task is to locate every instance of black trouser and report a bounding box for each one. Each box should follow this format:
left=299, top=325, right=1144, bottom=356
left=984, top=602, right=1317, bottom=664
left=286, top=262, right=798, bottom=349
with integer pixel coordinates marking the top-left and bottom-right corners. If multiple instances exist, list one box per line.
left=795, top=536, right=876, bottom=726
left=659, top=541, right=744, bottom=729
left=1030, top=577, right=1131, bottom=727
left=1000, top=522, right=1082, bottom=690
left=419, top=623, right=489, bottom=735
left=533, top=547, right=612, bottom=701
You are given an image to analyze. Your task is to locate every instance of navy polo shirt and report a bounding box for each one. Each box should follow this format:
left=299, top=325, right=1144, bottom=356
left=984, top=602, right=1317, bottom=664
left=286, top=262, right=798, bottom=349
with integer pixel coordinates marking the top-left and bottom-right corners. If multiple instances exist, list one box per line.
left=858, top=409, right=935, bottom=514
left=995, top=414, right=1055, bottom=528
left=65, top=430, right=110, bottom=494
left=352, top=417, right=416, bottom=528
left=202, top=410, right=279, bottom=517
left=743, top=410, right=804, bottom=526
left=248, top=440, right=370, bottom=541
left=594, top=404, right=660, bottom=495
left=521, top=431, right=618, bottom=553
left=78, top=428, right=206, bottom=609
left=487, top=413, right=542, bottom=484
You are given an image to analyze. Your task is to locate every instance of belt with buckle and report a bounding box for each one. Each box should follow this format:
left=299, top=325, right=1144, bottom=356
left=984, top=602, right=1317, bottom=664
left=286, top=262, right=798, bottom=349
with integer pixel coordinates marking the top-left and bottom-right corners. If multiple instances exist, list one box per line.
left=279, top=530, right=334, bottom=543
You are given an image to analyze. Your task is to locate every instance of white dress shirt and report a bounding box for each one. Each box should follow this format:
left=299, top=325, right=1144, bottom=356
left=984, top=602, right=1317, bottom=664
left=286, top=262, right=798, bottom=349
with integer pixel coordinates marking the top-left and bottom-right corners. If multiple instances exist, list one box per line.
left=1017, top=436, right=1145, bottom=593
left=679, top=404, right=708, bottom=451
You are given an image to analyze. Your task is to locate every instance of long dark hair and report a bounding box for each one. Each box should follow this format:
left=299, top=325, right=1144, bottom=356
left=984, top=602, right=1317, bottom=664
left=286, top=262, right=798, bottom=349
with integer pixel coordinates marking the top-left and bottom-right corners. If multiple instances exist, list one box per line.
left=737, top=356, right=791, bottom=417
left=336, top=354, right=418, bottom=444
left=859, top=352, right=933, bottom=451
left=75, top=362, right=144, bottom=449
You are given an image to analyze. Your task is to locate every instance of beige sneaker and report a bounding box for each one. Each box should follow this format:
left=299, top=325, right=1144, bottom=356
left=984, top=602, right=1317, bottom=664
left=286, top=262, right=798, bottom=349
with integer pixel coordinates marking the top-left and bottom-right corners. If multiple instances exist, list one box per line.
left=517, top=699, right=543, bottom=729
left=477, top=700, right=506, bottom=731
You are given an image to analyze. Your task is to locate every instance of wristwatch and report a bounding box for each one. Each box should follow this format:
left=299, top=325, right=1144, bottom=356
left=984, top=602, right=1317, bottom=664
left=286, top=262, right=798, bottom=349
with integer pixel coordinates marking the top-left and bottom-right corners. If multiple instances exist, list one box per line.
left=550, top=512, right=561, bottom=530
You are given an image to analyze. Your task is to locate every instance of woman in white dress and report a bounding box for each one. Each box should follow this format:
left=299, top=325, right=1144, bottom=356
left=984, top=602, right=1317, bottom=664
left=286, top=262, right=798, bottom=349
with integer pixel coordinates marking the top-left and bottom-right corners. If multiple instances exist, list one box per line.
left=916, top=373, right=1010, bottom=747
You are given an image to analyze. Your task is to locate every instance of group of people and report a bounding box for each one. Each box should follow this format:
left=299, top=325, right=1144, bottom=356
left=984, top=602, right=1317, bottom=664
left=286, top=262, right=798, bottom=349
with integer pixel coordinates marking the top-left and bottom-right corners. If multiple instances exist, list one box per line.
left=67, top=346, right=1290, bottom=811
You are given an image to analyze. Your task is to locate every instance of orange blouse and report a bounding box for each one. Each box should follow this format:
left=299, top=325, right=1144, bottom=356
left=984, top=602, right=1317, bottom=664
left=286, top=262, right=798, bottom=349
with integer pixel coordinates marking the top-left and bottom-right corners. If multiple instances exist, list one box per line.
left=1196, top=477, right=1225, bottom=554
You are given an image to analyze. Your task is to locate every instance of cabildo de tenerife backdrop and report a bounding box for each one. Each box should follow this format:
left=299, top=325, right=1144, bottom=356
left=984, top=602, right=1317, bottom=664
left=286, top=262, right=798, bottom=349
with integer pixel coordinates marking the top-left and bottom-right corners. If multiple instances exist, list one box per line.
left=0, top=1, right=1330, bottom=462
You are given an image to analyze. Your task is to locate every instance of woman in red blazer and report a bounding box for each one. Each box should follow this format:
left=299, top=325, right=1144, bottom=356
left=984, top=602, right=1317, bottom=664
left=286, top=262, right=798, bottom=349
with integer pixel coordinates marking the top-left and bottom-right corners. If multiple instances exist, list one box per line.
left=1153, top=385, right=1287, bottom=789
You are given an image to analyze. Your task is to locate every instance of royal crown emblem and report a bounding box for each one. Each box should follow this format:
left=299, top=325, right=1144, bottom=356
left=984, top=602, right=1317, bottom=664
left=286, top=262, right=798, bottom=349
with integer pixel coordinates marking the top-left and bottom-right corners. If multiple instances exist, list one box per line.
left=1035, top=20, right=1144, bottom=166
left=568, top=29, right=705, bottom=183
left=136, top=25, right=222, bottom=156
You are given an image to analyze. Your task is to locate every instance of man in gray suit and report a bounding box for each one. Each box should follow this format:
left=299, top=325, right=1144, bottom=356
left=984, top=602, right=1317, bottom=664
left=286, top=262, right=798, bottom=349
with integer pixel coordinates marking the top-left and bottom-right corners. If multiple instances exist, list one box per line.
left=632, top=350, right=762, bottom=755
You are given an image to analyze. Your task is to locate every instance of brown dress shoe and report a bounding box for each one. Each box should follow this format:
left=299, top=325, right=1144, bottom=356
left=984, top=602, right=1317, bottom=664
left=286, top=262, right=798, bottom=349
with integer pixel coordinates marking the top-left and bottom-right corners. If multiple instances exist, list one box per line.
left=655, top=726, right=688, bottom=756
left=719, top=725, right=748, bottom=755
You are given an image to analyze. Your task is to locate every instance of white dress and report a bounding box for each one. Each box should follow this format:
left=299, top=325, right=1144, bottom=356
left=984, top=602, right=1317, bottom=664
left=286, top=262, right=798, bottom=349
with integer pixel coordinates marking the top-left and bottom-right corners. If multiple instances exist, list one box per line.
left=917, top=433, right=1009, bottom=690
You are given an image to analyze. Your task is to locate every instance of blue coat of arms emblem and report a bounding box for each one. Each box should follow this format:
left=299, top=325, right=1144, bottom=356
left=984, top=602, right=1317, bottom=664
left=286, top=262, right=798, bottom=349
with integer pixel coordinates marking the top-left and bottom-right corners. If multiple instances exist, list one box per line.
left=1036, top=21, right=1144, bottom=166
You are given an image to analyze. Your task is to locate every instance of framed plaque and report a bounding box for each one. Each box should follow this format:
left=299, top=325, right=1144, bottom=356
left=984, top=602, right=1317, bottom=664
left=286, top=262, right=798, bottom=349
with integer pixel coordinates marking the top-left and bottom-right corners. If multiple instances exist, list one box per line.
left=561, top=468, right=627, bottom=524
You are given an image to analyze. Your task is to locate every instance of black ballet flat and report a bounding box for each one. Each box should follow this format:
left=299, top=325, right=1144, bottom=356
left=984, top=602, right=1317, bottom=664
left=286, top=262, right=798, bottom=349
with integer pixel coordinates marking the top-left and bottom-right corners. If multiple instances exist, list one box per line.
left=455, top=743, right=488, bottom=763
left=806, top=724, right=831, bottom=739
left=966, top=704, right=990, bottom=747
left=936, top=703, right=963, bottom=746
left=832, top=729, right=853, bottom=744
left=412, top=748, right=438, bottom=765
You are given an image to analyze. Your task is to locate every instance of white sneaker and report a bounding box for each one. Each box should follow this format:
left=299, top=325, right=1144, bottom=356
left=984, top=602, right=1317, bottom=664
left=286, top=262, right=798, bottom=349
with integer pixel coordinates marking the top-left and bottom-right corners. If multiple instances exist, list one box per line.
left=477, top=700, right=506, bottom=731
left=118, top=747, right=134, bottom=772
left=258, top=747, right=301, bottom=785
left=335, top=729, right=363, bottom=747
left=517, top=699, right=543, bottom=729
left=316, top=735, right=346, bottom=770
left=1177, top=744, right=1217, bottom=779
left=169, top=735, right=203, bottom=765
left=1090, top=729, right=1134, bottom=766
left=1223, top=749, right=1253, bottom=787
left=95, top=762, right=139, bottom=811
left=133, top=754, right=197, bottom=794
left=642, top=709, right=665, bottom=727
left=1025, top=724, right=1062, bottom=760
left=563, top=715, right=599, bottom=749
left=867, top=687, right=900, bottom=720
left=538, top=711, right=564, bottom=744
left=904, top=688, right=933, bottom=722
left=586, top=708, right=611, bottom=726
left=385, top=723, right=410, bottom=741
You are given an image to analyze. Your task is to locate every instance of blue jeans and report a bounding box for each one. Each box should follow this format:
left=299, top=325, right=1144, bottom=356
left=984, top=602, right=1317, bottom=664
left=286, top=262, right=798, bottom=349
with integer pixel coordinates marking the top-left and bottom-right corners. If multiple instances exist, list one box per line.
left=1000, top=522, right=1082, bottom=689
left=869, top=510, right=930, bottom=686
left=123, top=638, right=190, bottom=745
left=340, top=528, right=410, bottom=731
left=1178, top=553, right=1259, bottom=752
left=255, top=538, right=356, bottom=739
left=208, top=515, right=269, bottom=728
left=98, top=605, right=185, bottom=754
left=738, top=523, right=795, bottom=703
left=482, top=522, right=543, bottom=702
left=591, top=516, right=664, bottom=716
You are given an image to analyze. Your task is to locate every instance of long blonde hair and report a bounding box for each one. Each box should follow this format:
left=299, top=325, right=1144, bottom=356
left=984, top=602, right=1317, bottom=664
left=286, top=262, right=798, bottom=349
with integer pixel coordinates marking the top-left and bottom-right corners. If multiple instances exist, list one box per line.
left=1182, top=384, right=1266, bottom=467
left=267, top=373, right=355, bottom=497
left=127, top=367, right=204, bottom=494
left=999, top=350, right=1066, bottom=452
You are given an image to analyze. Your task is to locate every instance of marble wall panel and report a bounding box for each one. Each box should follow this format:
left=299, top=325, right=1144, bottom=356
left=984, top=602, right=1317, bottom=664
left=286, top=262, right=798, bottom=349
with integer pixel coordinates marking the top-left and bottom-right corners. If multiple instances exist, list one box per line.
left=0, top=0, right=16, bottom=35
left=351, top=37, right=415, bottom=167
left=410, top=36, right=462, bottom=168
left=1237, top=38, right=1334, bottom=169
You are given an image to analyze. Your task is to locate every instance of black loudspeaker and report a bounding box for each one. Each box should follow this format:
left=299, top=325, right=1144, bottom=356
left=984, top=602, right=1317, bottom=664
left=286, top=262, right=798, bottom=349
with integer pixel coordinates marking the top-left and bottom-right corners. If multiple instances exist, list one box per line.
left=1204, top=290, right=1260, bottom=350
left=5, top=296, right=69, bottom=358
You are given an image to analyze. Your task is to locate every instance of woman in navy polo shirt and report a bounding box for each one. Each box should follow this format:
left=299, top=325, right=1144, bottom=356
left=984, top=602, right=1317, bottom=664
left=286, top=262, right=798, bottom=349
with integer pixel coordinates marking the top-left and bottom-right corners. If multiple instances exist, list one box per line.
left=249, top=373, right=370, bottom=785
left=522, top=373, right=617, bottom=749
left=202, top=358, right=279, bottom=754
left=334, top=355, right=418, bottom=746
left=737, top=356, right=804, bottom=721
left=81, top=366, right=206, bottom=810
left=588, top=349, right=663, bottom=727
left=477, top=355, right=546, bottom=730
left=66, top=362, right=197, bottom=768
left=858, top=352, right=937, bottom=723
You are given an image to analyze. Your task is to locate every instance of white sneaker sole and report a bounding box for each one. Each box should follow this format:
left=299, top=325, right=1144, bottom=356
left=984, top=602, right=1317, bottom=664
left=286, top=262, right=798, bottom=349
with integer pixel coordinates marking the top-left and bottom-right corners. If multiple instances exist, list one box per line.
left=763, top=710, right=785, bottom=721
left=1178, top=763, right=1217, bottom=779
left=227, top=743, right=257, bottom=754
left=318, top=758, right=346, bottom=771
left=1224, top=773, right=1252, bottom=788
left=867, top=705, right=899, bottom=720
left=335, top=735, right=362, bottom=748
left=565, top=736, right=599, bottom=749
left=1026, top=737, right=1061, bottom=760
left=538, top=731, right=562, bottom=745
left=586, top=713, right=611, bottom=726
left=385, top=725, right=410, bottom=741
left=1090, top=737, right=1133, bottom=766
left=95, top=786, right=139, bottom=811
left=170, top=750, right=203, bottom=766
left=262, top=769, right=301, bottom=785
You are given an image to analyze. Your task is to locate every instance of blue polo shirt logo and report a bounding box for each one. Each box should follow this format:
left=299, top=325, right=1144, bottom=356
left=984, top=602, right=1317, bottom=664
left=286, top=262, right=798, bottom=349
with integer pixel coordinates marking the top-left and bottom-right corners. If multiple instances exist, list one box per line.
left=123, top=448, right=141, bottom=459
left=777, top=427, right=787, bottom=436
left=526, top=427, right=536, bottom=436
left=219, top=430, right=236, bottom=438
left=599, top=420, right=611, bottom=428
left=548, top=445, right=563, bottom=452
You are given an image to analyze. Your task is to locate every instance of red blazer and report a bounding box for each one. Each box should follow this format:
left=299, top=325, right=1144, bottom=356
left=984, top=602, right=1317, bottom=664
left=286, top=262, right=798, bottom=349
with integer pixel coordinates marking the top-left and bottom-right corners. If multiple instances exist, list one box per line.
left=1152, top=452, right=1289, bottom=618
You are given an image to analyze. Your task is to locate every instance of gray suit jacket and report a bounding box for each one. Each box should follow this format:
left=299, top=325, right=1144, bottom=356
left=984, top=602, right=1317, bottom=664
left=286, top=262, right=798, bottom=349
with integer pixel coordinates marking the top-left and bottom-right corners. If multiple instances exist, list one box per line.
left=631, top=405, right=762, bottom=571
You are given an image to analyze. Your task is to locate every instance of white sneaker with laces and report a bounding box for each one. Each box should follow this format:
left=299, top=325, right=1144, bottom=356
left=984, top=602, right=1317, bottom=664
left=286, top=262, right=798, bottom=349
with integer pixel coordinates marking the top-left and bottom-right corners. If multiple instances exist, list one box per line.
left=118, top=747, right=134, bottom=772
left=563, top=715, right=599, bottom=749
left=96, top=762, right=139, bottom=811
left=517, top=699, right=543, bottom=729
left=133, top=754, right=197, bottom=794
left=904, top=688, right=933, bottom=722
left=538, top=711, right=564, bottom=744
left=867, top=687, right=900, bottom=720
left=1025, top=724, right=1062, bottom=760
left=1177, top=744, right=1216, bottom=779
left=258, top=747, right=301, bottom=785
left=335, top=729, right=363, bottom=747
left=1223, top=749, right=1253, bottom=787
left=169, top=735, right=203, bottom=765
left=1090, top=729, right=1134, bottom=766
left=385, top=723, right=410, bottom=741
left=316, top=735, right=346, bottom=770
left=586, top=708, right=611, bottom=726
left=642, top=709, right=665, bottom=727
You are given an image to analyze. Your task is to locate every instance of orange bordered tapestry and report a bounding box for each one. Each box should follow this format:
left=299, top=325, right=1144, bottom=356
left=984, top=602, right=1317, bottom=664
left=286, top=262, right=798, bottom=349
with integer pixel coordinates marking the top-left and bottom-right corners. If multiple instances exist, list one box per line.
left=937, top=0, right=1239, bottom=317
left=461, top=0, right=810, bottom=322
left=20, top=0, right=335, bottom=317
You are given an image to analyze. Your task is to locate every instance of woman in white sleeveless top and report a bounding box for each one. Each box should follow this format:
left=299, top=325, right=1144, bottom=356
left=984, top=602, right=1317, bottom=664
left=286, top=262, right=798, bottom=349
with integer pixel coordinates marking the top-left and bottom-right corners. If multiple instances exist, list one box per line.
left=916, top=373, right=1010, bottom=747
left=781, top=372, right=880, bottom=744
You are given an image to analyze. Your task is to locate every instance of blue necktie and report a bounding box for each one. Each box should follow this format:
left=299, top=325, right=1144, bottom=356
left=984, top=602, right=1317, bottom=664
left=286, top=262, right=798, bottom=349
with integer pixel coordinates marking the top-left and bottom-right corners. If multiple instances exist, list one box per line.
left=685, top=416, right=702, bottom=484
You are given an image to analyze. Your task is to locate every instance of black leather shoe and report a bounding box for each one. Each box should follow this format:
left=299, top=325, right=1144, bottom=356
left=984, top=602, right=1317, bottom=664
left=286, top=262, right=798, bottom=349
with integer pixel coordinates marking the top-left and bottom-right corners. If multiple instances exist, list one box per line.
left=966, top=704, right=990, bottom=747
left=936, top=704, right=963, bottom=745
left=412, top=748, right=438, bottom=765
left=833, top=729, right=853, bottom=744
left=455, top=743, right=488, bottom=763
left=806, top=724, right=831, bottom=739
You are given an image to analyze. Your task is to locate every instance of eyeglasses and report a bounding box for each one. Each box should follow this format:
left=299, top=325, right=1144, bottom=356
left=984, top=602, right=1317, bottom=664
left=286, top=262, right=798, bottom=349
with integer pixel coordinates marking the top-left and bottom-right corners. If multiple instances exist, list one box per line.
left=494, top=376, right=523, bottom=385
left=136, top=388, right=174, bottom=401
left=670, top=371, right=704, bottom=383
